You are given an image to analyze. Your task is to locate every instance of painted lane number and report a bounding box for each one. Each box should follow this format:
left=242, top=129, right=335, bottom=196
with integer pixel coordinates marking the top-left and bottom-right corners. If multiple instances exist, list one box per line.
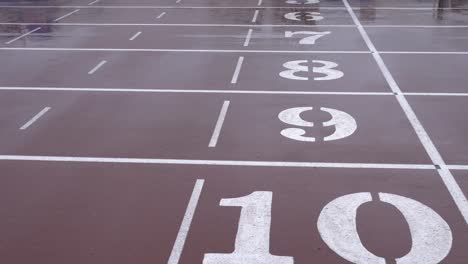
left=284, top=12, right=323, bottom=21
left=278, top=107, right=357, bottom=142
left=285, top=31, right=331, bottom=45
left=203, top=191, right=452, bottom=264
left=203, top=192, right=293, bottom=264
left=279, top=60, right=344, bottom=81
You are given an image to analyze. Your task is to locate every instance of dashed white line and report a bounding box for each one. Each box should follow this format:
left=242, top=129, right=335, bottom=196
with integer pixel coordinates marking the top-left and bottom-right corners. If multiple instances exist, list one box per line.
left=257, top=0, right=263, bottom=6
left=88, top=60, right=107, bottom=74
left=129, top=31, right=142, bottom=40
left=243, top=28, right=253, bottom=47
left=343, top=0, right=468, bottom=224
left=53, top=9, right=80, bottom=22
left=168, top=179, right=205, bottom=264
left=20, top=107, right=51, bottom=130
left=176, top=0, right=182, bottom=3
left=208, top=101, right=230, bottom=148
left=251, top=10, right=259, bottom=23
left=230, top=56, right=244, bottom=84
left=88, top=0, right=100, bottom=5
left=157, top=12, right=166, bottom=19
left=5, top=27, right=41, bottom=44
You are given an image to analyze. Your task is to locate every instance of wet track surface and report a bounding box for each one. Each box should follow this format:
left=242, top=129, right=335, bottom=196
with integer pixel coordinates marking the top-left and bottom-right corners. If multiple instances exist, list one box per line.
left=0, top=0, right=467, bottom=263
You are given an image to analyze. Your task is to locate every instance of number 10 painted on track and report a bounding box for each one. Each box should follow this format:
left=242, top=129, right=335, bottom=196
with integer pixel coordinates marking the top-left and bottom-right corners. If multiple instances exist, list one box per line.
left=203, top=191, right=452, bottom=264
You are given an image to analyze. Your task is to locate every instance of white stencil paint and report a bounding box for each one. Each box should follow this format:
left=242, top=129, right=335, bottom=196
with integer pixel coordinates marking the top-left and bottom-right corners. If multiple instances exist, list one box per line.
left=285, top=31, right=331, bottom=45
left=318, top=192, right=452, bottom=264
left=284, top=11, right=323, bottom=21
left=203, top=191, right=293, bottom=264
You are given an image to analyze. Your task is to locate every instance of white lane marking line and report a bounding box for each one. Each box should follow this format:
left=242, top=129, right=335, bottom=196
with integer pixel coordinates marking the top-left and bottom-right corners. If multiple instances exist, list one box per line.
left=257, top=0, right=263, bottom=6
left=88, top=60, right=107, bottom=74
left=365, top=25, right=468, bottom=28
left=343, top=0, right=468, bottom=224
left=2, top=22, right=468, bottom=29
left=20, top=107, right=51, bottom=130
left=381, top=51, right=468, bottom=55
left=0, top=5, right=346, bottom=9
left=208, top=101, right=230, bottom=148
left=3, top=47, right=467, bottom=55
left=448, top=165, right=468, bottom=170
left=53, top=9, right=80, bottom=22
left=5, top=27, right=41, bottom=44
left=6, top=87, right=468, bottom=97
left=405, top=92, right=468, bottom=96
left=129, top=31, right=142, bottom=40
left=252, top=10, right=259, bottom=23
left=243, top=28, right=253, bottom=47
left=88, top=0, right=100, bottom=5
left=0, top=155, right=437, bottom=169
left=230, top=56, right=244, bottom=84
left=0, top=47, right=369, bottom=53
left=2, top=5, right=468, bottom=10
left=168, top=179, right=205, bottom=264
left=157, top=12, right=166, bottom=19
left=0, top=22, right=356, bottom=28
left=176, top=0, right=182, bottom=3
left=0, top=87, right=393, bottom=95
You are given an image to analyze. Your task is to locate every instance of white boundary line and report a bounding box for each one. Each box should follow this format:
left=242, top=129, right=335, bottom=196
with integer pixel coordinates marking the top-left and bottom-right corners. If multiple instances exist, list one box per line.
left=365, top=25, right=468, bottom=28
left=0, top=155, right=437, bottom=170
left=20, top=107, right=51, bottom=130
left=0, top=87, right=393, bottom=95
left=0, top=47, right=369, bottom=54
left=405, top=92, right=468, bottom=97
left=448, top=165, right=468, bottom=170
left=1, top=47, right=467, bottom=55
left=0, top=5, right=347, bottom=9
left=243, top=28, right=253, bottom=47
left=0, top=22, right=356, bottom=27
left=0, top=22, right=467, bottom=28
left=168, top=179, right=205, bottom=264
left=381, top=51, right=468, bottom=55
left=208, top=101, right=230, bottom=148
left=1, top=5, right=467, bottom=9
left=4, top=27, right=41, bottom=44
left=230, top=56, right=244, bottom=84
left=3, top=47, right=468, bottom=55
left=88, top=60, right=107, bottom=74
left=343, top=0, right=468, bottom=224
left=2, top=87, right=468, bottom=97
left=53, top=9, right=80, bottom=22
